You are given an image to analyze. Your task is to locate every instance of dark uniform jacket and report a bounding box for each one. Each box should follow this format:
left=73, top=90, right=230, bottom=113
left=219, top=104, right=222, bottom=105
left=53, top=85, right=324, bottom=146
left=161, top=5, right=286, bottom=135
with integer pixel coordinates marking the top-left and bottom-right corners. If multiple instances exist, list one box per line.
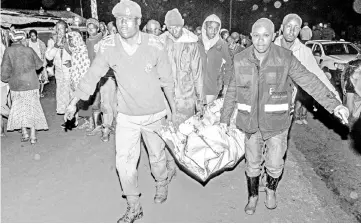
left=220, top=43, right=341, bottom=139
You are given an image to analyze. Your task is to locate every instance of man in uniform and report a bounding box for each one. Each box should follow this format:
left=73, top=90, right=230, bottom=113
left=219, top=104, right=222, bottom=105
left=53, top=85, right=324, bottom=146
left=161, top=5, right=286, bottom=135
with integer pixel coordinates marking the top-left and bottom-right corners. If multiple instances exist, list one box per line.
left=64, top=0, right=176, bottom=222
left=220, top=18, right=349, bottom=215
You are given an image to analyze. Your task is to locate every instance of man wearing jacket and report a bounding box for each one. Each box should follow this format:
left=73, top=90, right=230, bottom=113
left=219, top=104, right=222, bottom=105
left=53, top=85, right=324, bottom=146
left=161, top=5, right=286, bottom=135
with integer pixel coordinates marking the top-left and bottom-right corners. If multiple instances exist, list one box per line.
left=274, top=14, right=341, bottom=125
left=160, top=8, right=204, bottom=183
left=220, top=18, right=349, bottom=216
left=64, top=0, right=176, bottom=222
left=198, top=14, right=233, bottom=104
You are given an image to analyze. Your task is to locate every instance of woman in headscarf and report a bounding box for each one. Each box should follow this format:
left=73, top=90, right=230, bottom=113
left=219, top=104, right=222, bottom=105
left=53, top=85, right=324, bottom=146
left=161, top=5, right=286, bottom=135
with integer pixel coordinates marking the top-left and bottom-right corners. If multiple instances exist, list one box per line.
left=1, top=30, right=48, bottom=144
left=66, top=31, right=91, bottom=127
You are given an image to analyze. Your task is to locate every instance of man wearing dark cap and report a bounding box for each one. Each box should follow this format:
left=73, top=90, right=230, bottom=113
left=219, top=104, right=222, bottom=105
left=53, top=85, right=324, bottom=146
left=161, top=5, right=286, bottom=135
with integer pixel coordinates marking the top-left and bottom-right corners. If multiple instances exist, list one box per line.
left=159, top=8, right=204, bottom=183
left=64, top=0, right=176, bottom=222
left=220, top=18, right=349, bottom=215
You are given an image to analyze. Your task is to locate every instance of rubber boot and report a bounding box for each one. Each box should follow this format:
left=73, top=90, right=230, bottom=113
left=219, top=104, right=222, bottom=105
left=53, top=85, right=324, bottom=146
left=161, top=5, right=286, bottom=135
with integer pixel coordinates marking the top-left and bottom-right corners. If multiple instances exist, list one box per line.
left=264, top=173, right=280, bottom=210
left=154, top=180, right=168, bottom=204
left=117, top=196, right=143, bottom=223
left=244, top=174, right=260, bottom=215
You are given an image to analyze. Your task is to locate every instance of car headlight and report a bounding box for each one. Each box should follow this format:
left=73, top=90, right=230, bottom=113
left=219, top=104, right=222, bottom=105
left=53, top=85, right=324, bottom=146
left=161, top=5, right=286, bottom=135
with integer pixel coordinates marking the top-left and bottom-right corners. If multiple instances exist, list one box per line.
left=334, top=63, right=345, bottom=71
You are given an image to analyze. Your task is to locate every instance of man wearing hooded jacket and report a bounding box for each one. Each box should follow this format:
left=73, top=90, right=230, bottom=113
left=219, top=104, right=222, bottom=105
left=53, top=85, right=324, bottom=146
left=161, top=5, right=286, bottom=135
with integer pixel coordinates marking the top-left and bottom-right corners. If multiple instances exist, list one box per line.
left=198, top=14, right=233, bottom=104
left=159, top=8, right=204, bottom=183
left=220, top=18, right=349, bottom=216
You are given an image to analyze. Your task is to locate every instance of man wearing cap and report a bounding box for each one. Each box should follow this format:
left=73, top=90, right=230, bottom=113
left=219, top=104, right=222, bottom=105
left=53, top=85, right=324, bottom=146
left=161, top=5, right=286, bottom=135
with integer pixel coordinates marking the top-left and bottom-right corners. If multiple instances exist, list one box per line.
left=159, top=8, right=204, bottom=183
left=274, top=14, right=341, bottom=126
left=64, top=0, right=175, bottom=222
left=220, top=18, right=349, bottom=215
left=144, top=19, right=162, bottom=36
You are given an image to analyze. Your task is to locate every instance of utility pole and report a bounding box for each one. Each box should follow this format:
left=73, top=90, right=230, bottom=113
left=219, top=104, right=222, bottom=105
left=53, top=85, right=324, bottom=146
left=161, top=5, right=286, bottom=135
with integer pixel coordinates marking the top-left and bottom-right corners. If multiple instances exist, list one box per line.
left=229, top=0, right=233, bottom=30
left=79, top=0, right=84, bottom=17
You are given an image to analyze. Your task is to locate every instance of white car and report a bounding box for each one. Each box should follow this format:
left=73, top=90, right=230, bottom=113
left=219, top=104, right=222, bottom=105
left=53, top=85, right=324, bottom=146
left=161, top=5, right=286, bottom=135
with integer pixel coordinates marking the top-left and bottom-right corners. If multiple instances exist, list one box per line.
left=305, top=40, right=361, bottom=94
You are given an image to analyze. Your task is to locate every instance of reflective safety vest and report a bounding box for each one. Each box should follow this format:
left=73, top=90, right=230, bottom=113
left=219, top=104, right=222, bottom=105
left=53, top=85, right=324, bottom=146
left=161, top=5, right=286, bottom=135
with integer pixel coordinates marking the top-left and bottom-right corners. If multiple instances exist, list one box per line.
left=222, top=43, right=340, bottom=139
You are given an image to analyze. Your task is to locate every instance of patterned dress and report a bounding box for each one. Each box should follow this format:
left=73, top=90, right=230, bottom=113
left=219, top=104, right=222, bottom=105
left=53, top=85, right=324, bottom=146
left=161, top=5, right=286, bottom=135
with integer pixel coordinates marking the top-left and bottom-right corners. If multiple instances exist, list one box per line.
left=68, top=31, right=91, bottom=93
left=7, top=89, right=48, bottom=131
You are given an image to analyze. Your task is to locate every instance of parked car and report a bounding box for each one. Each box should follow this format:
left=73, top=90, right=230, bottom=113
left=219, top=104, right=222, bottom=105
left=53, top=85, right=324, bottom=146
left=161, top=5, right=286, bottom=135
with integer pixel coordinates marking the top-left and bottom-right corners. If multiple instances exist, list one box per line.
left=305, top=40, right=361, bottom=98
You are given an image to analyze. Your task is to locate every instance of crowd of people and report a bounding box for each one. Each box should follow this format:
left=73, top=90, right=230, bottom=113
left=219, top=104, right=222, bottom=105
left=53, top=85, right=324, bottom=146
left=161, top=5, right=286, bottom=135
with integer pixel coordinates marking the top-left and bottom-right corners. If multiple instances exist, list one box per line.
left=1, top=0, right=358, bottom=222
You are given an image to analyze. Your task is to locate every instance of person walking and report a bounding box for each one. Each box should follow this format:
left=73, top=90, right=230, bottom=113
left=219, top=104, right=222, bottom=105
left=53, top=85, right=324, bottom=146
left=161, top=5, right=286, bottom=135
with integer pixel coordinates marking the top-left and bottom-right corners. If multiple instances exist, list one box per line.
left=198, top=14, right=233, bottom=104
left=26, top=29, right=48, bottom=97
left=220, top=18, right=349, bottom=216
left=1, top=30, right=48, bottom=144
left=45, top=20, right=72, bottom=115
left=67, top=31, right=91, bottom=127
left=64, top=0, right=176, bottom=222
left=299, top=22, right=312, bottom=42
left=160, top=8, right=204, bottom=182
left=312, top=23, right=323, bottom=40
left=274, top=14, right=341, bottom=125
left=321, top=23, right=336, bottom=40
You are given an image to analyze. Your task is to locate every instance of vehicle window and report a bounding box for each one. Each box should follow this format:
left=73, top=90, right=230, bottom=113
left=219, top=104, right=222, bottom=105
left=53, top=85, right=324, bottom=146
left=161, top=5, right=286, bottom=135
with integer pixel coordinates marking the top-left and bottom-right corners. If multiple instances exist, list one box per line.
left=306, top=43, right=313, bottom=49
left=346, top=44, right=359, bottom=54
left=323, top=43, right=348, bottom=55
left=313, top=44, right=322, bottom=54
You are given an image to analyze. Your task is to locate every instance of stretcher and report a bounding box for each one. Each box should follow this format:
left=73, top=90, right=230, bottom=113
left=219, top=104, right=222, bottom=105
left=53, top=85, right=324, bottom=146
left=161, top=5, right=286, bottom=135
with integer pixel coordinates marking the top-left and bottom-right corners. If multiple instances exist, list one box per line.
left=157, top=99, right=245, bottom=183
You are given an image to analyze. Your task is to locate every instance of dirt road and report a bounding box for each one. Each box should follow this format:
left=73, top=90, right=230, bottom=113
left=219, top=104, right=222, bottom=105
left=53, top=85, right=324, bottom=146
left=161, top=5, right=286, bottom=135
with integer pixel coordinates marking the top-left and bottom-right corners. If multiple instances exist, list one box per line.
left=1, top=81, right=358, bottom=222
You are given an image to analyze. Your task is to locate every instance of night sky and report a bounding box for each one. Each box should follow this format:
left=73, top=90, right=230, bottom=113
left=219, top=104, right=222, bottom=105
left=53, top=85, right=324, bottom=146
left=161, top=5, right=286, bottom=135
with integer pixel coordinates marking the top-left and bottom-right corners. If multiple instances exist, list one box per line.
left=2, top=0, right=361, bottom=32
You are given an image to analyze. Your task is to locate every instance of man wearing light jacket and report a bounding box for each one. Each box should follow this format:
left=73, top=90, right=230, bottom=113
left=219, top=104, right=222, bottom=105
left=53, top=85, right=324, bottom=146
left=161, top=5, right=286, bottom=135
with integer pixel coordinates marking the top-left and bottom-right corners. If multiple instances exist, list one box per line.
left=160, top=8, right=204, bottom=183
left=274, top=14, right=341, bottom=125
left=220, top=18, right=349, bottom=216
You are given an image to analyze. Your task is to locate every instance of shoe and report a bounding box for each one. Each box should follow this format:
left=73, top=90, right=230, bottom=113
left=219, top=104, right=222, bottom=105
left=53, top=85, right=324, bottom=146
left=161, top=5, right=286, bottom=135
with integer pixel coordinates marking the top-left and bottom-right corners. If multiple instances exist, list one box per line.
left=154, top=180, right=168, bottom=204
left=295, top=120, right=303, bottom=125
left=86, top=125, right=102, bottom=136
left=100, top=126, right=111, bottom=142
left=77, top=119, right=91, bottom=130
left=166, top=160, right=177, bottom=183
left=301, top=119, right=308, bottom=125
left=117, top=201, right=143, bottom=223
left=21, top=132, right=30, bottom=142
left=244, top=174, right=260, bottom=215
left=264, top=173, right=280, bottom=210
left=30, top=137, right=37, bottom=145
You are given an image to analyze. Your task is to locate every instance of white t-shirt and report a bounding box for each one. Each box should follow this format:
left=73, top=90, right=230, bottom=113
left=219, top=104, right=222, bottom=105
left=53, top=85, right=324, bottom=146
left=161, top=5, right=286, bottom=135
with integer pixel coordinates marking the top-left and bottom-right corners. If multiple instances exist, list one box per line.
left=29, top=40, right=42, bottom=59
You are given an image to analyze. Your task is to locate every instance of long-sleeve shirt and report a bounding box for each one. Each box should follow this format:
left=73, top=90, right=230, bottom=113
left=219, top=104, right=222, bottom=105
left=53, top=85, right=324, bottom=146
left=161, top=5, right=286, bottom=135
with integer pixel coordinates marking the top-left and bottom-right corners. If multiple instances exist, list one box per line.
left=1, top=43, right=43, bottom=91
left=300, top=26, right=313, bottom=41
left=45, top=43, right=72, bottom=77
left=74, top=32, right=174, bottom=116
left=86, top=33, right=103, bottom=64
left=274, top=36, right=341, bottom=102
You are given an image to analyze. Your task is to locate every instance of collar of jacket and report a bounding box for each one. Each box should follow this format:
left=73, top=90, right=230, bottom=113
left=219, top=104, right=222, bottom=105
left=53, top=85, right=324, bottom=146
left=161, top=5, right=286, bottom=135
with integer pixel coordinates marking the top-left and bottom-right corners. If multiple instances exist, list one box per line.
left=247, top=43, right=282, bottom=67
left=198, top=37, right=224, bottom=51
left=162, top=28, right=198, bottom=43
left=274, top=35, right=302, bottom=52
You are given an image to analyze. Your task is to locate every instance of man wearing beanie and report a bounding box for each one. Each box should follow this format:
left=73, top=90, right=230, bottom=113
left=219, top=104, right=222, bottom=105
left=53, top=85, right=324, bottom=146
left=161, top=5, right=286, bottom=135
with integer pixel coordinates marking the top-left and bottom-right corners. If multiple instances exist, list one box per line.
left=64, top=0, right=175, bottom=222
left=220, top=18, right=349, bottom=216
left=160, top=8, right=204, bottom=183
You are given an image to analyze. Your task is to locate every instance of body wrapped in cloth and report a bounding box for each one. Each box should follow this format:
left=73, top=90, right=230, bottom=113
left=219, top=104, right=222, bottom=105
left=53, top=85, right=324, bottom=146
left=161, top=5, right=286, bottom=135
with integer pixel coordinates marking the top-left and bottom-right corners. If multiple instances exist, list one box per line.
left=158, top=99, right=245, bottom=182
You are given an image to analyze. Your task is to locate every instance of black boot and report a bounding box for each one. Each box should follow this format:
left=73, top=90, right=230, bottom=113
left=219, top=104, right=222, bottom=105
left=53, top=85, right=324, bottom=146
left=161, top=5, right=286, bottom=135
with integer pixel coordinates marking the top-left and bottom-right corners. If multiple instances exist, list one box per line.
left=244, top=174, right=260, bottom=215
left=264, top=173, right=280, bottom=209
